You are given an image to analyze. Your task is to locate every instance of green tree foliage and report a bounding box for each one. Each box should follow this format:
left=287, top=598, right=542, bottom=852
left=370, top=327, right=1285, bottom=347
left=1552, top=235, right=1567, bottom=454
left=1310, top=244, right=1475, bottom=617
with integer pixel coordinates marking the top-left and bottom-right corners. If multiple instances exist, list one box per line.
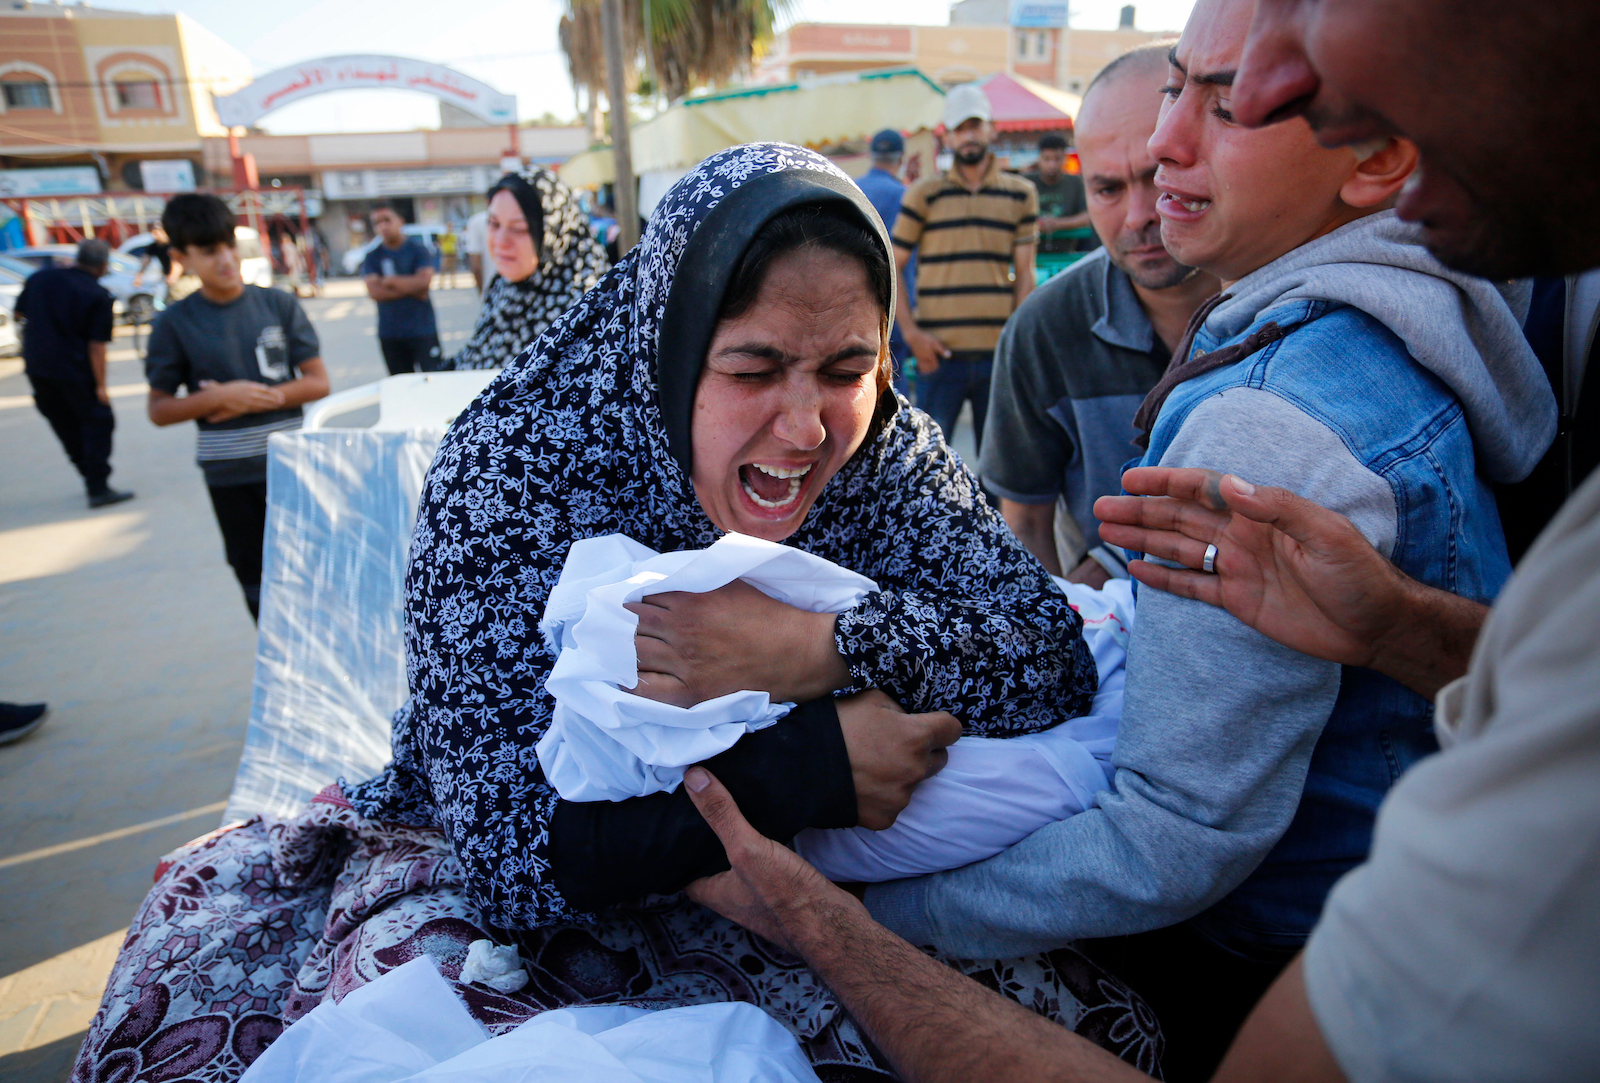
left=560, top=0, right=793, bottom=123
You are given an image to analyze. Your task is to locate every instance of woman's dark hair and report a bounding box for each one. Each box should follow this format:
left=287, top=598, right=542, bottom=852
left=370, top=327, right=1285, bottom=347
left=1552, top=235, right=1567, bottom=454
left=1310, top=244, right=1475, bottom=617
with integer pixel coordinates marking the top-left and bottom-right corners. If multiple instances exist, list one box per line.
left=717, top=204, right=896, bottom=408
left=487, top=174, right=547, bottom=262
left=161, top=193, right=236, bottom=251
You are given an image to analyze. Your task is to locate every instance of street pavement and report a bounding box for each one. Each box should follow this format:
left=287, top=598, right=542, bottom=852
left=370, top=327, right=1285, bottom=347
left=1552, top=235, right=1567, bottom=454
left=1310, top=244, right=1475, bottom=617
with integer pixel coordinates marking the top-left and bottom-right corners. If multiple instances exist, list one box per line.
left=0, top=277, right=482, bottom=1083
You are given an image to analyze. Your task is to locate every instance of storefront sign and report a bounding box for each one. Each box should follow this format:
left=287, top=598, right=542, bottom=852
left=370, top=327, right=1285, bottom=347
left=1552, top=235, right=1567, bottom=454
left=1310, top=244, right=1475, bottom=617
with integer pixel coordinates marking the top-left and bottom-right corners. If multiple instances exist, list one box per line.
left=0, top=166, right=102, bottom=198
left=139, top=160, right=196, bottom=192
left=323, top=167, right=493, bottom=199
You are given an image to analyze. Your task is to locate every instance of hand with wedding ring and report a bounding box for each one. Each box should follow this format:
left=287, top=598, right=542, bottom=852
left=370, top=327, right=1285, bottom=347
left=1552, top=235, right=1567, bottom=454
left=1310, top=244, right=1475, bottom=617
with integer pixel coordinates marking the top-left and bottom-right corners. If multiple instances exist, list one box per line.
left=1093, top=466, right=1404, bottom=668
left=1093, top=466, right=1486, bottom=696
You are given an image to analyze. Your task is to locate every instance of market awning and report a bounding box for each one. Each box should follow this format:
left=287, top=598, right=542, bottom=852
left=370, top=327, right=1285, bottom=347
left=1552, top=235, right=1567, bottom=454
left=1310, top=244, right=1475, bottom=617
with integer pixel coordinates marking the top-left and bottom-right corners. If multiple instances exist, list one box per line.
left=977, top=72, right=1082, bottom=132
left=560, top=67, right=947, bottom=185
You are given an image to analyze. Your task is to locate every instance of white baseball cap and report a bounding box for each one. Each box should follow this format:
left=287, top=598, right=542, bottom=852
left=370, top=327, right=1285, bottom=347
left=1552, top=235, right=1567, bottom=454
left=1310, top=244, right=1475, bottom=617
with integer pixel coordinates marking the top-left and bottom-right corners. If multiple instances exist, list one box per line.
left=941, top=82, right=992, bottom=130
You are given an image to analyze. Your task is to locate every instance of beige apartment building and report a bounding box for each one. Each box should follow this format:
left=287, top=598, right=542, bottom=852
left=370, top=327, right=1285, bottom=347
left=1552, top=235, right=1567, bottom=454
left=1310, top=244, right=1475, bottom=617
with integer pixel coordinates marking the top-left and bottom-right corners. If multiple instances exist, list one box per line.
left=755, top=5, right=1171, bottom=97
left=0, top=1, right=250, bottom=194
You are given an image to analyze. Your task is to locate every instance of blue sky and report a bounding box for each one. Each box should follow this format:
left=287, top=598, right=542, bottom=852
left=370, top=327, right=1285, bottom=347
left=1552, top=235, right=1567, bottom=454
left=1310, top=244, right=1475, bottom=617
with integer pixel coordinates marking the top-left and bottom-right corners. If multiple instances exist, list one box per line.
left=90, top=0, right=1196, bottom=133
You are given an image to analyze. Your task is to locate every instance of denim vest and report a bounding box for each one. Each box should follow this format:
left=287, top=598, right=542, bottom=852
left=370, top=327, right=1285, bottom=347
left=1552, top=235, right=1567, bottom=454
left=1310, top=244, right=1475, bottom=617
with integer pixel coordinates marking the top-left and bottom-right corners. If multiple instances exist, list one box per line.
left=1140, top=298, right=1512, bottom=956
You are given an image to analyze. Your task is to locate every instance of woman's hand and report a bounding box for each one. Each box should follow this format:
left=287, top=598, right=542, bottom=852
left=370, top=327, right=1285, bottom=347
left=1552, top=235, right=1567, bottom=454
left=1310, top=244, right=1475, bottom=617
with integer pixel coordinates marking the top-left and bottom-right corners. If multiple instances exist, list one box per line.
left=836, top=689, right=961, bottom=829
left=630, top=579, right=852, bottom=707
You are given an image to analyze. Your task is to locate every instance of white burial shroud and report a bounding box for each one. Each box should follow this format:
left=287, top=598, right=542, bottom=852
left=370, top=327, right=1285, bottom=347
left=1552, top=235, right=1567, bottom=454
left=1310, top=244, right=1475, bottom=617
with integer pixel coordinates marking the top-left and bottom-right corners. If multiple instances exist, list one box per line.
left=240, top=955, right=821, bottom=1083
left=537, top=532, right=1133, bottom=885
left=537, top=532, right=878, bottom=802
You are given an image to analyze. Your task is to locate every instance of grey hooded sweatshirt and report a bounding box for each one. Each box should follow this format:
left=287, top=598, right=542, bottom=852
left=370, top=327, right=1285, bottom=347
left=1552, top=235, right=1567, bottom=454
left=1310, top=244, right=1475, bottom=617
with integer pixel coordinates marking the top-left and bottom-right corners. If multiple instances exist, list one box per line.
left=865, top=209, right=1557, bottom=958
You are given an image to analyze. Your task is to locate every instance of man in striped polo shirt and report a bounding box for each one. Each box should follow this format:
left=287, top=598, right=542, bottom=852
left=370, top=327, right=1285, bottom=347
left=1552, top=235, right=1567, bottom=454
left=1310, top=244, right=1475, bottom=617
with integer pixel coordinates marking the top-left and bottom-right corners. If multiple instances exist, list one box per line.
left=145, top=194, right=328, bottom=621
left=893, top=83, right=1038, bottom=453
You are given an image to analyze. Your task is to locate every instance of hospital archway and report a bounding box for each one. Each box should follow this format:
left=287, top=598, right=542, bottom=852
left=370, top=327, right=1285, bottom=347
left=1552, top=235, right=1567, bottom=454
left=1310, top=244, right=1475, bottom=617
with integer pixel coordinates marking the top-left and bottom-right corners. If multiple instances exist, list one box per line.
left=211, top=55, right=517, bottom=129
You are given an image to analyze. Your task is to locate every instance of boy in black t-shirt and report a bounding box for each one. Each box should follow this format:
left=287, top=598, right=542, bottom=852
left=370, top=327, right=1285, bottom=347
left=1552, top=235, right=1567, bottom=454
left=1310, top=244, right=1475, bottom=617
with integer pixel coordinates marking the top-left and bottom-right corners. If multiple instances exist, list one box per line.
left=145, top=194, right=329, bottom=621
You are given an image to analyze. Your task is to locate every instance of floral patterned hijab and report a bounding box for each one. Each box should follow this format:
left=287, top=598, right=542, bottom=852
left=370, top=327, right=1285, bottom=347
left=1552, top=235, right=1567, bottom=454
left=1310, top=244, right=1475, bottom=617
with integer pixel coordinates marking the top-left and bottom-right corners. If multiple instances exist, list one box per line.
left=448, top=167, right=609, bottom=371
left=349, top=143, right=1093, bottom=929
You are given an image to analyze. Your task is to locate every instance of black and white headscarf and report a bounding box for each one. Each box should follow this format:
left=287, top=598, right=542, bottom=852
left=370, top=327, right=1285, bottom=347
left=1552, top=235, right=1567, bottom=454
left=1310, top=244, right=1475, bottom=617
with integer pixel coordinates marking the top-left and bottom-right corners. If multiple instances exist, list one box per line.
left=448, top=167, right=609, bottom=371
left=346, top=143, right=1096, bottom=930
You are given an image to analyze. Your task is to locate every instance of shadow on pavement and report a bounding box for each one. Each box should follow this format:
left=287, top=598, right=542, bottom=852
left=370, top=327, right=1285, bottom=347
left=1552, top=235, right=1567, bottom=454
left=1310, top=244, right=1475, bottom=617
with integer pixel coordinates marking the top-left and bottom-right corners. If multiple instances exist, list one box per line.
left=0, top=1033, right=81, bottom=1083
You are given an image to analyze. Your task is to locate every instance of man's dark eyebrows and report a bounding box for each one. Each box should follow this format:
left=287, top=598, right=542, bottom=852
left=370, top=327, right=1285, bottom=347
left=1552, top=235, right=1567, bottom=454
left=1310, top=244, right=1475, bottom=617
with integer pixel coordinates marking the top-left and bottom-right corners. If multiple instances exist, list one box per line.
left=1166, top=45, right=1235, bottom=87
left=1086, top=172, right=1126, bottom=187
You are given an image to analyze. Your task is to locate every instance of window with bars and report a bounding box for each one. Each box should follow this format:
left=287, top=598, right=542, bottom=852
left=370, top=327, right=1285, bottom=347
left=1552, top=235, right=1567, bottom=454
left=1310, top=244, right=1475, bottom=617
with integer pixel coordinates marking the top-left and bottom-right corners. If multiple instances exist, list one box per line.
left=2, top=80, right=52, bottom=110
left=114, top=80, right=161, bottom=110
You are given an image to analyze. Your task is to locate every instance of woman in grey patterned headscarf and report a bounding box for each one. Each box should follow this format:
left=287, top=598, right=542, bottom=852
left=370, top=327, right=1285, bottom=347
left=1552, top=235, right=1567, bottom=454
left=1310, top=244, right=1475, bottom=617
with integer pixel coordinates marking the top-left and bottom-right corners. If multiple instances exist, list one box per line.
left=447, top=167, right=608, bottom=371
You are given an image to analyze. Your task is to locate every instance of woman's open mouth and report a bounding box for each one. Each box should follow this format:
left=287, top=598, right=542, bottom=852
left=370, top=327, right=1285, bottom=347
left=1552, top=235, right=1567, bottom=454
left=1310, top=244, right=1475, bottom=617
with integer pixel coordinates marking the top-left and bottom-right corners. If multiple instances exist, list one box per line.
left=739, top=462, right=813, bottom=512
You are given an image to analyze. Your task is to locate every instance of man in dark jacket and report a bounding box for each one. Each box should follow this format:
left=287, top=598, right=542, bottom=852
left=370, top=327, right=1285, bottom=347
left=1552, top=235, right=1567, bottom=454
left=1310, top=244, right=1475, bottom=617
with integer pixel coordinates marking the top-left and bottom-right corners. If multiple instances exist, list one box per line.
left=15, top=239, right=134, bottom=508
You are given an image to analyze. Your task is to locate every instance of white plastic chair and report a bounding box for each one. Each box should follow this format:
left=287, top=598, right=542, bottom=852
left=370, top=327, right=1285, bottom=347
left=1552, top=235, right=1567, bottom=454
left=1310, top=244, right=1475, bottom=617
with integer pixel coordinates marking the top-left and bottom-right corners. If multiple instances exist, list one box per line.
left=302, top=370, right=501, bottom=432
left=224, top=371, right=499, bottom=823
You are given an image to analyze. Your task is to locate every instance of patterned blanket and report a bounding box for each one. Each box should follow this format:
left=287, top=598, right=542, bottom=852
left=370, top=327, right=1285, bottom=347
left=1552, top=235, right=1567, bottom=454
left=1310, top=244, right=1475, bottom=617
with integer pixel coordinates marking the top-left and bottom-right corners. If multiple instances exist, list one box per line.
left=72, top=786, right=1163, bottom=1082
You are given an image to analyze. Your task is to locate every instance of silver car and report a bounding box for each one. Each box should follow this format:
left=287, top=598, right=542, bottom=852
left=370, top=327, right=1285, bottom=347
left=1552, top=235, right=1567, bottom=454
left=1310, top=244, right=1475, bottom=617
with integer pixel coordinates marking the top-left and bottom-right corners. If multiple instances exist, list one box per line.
left=4, top=245, right=168, bottom=324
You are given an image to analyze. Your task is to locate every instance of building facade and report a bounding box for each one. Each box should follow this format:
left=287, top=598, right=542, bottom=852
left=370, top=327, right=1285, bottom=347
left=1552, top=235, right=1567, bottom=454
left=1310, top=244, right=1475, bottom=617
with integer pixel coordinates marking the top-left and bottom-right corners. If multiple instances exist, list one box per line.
left=0, top=4, right=585, bottom=268
left=204, top=126, right=589, bottom=261
left=0, top=2, right=251, bottom=194
left=755, top=7, right=1171, bottom=97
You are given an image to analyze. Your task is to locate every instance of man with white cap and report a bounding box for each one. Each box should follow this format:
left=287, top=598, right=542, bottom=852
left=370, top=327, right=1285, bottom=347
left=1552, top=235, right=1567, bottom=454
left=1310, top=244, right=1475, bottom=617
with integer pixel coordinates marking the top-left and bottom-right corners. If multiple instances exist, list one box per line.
left=892, top=82, right=1038, bottom=454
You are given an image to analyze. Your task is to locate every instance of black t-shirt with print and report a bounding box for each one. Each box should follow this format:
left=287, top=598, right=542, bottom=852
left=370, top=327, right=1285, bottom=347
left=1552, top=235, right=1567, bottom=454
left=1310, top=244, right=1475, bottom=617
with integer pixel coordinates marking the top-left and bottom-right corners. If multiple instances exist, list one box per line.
left=1026, top=169, right=1098, bottom=254
left=145, top=285, right=320, bottom=486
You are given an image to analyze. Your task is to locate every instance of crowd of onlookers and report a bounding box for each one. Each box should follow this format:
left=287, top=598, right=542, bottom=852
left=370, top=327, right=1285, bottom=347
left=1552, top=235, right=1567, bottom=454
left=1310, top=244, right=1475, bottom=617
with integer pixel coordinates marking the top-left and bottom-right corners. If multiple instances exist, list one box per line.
left=703, top=0, right=1596, bottom=1079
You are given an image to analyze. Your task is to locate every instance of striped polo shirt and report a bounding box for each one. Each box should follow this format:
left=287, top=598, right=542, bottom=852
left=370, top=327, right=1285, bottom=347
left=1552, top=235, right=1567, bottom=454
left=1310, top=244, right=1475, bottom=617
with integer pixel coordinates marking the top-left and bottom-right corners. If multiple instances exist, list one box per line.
left=892, top=155, right=1039, bottom=353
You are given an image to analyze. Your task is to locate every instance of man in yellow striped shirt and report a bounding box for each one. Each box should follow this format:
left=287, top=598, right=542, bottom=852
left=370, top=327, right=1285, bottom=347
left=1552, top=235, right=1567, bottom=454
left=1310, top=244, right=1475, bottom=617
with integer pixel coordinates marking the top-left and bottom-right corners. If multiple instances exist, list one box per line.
left=893, top=83, right=1039, bottom=453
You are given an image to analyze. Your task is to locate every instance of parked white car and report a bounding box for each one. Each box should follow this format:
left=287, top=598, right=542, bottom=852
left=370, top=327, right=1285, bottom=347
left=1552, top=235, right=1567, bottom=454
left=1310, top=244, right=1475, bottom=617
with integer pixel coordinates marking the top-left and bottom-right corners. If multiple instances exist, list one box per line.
left=0, top=293, right=18, bottom=358
left=341, top=224, right=445, bottom=276
left=118, top=226, right=274, bottom=291
left=5, top=245, right=168, bottom=324
left=0, top=255, right=37, bottom=357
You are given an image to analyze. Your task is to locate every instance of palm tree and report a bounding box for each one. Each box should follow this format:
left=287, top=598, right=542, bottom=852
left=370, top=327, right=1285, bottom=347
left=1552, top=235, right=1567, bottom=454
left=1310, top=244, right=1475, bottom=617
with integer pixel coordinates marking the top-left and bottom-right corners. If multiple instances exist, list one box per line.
left=560, top=0, right=792, bottom=126
left=647, top=0, right=792, bottom=102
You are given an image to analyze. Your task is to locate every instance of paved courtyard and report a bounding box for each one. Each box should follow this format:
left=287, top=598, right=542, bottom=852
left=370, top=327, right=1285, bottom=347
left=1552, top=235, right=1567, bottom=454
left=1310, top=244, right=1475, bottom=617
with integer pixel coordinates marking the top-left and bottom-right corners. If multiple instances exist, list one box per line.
left=0, top=277, right=481, bottom=1083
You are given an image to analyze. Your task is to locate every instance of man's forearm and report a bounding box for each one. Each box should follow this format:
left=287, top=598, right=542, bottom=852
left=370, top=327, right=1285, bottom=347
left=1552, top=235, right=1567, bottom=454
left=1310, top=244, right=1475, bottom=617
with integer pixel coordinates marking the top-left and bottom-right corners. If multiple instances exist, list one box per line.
left=1371, top=577, right=1487, bottom=698
left=789, top=896, right=1145, bottom=1083
left=276, top=371, right=330, bottom=408
left=1013, top=245, right=1036, bottom=307
left=148, top=388, right=227, bottom=425
left=1001, top=499, right=1064, bottom=576
left=89, top=341, right=108, bottom=389
left=398, top=270, right=434, bottom=299
left=894, top=262, right=922, bottom=338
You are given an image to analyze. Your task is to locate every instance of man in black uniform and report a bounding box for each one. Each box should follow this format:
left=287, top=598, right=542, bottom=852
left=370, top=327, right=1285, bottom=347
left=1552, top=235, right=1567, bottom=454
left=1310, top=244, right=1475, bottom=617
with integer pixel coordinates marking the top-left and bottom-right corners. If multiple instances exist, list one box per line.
left=14, top=238, right=134, bottom=508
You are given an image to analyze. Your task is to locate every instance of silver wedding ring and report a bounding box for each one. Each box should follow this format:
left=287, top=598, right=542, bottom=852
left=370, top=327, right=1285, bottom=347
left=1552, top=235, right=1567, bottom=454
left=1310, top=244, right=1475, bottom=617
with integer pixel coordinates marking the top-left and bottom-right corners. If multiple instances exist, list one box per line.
left=1202, top=543, right=1219, bottom=574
